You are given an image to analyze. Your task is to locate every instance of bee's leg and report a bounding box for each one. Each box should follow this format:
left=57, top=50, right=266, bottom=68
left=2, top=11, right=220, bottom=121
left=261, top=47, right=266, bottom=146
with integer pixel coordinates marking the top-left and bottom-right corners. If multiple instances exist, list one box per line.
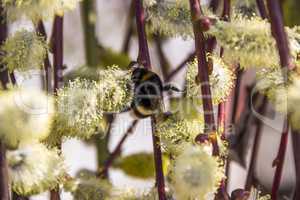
left=119, top=106, right=132, bottom=113
left=163, top=84, right=185, bottom=93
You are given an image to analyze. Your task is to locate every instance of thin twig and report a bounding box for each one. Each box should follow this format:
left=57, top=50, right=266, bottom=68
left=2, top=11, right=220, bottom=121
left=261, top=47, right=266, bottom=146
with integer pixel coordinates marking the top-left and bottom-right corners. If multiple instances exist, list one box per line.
left=245, top=96, right=268, bottom=190
left=0, top=141, right=10, bottom=200
left=135, top=1, right=166, bottom=199
left=50, top=15, right=64, bottom=200
left=0, top=2, right=10, bottom=199
left=12, top=193, right=29, bottom=200
left=271, top=118, right=289, bottom=200
left=154, top=35, right=171, bottom=79
left=209, top=0, right=221, bottom=13
left=52, top=16, right=64, bottom=93
left=230, top=67, right=242, bottom=124
left=216, top=1, right=231, bottom=197
left=80, top=0, right=100, bottom=67
left=292, top=130, right=300, bottom=200
left=244, top=0, right=268, bottom=191
left=256, top=0, right=268, bottom=19
left=100, top=120, right=138, bottom=177
left=165, top=52, right=195, bottom=82
left=266, top=0, right=292, bottom=70
left=266, top=1, right=292, bottom=199
left=36, top=21, right=52, bottom=92
left=189, top=0, right=218, bottom=155
left=122, top=0, right=135, bottom=54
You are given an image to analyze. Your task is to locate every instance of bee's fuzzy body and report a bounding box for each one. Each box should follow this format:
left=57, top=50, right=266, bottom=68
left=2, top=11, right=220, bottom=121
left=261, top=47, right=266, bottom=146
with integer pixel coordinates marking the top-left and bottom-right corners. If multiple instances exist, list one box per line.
left=131, top=67, right=164, bottom=119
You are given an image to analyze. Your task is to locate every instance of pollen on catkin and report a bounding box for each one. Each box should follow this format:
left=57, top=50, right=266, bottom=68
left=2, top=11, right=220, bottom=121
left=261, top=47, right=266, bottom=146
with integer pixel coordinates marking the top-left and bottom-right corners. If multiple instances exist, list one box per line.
left=170, top=144, right=225, bottom=200
left=0, top=89, right=54, bottom=149
left=7, top=143, right=66, bottom=196
left=287, top=75, right=300, bottom=130
left=1, top=30, right=48, bottom=72
left=64, top=170, right=111, bottom=200
left=48, top=78, right=103, bottom=145
left=96, top=65, right=133, bottom=113
left=145, top=0, right=193, bottom=38
left=186, top=55, right=236, bottom=105
left=208, top=13, right=280, bottom=69
left=256, top=67, right=289, bottom=113
left=156, top=98, right=205, bottom=154
left=2, top=0, right=81, bottom=22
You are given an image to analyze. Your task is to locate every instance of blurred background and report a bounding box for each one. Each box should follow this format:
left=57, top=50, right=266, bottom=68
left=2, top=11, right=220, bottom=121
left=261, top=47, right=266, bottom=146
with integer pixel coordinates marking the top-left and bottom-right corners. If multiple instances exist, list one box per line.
left=9, top=0, right=300, bottom=199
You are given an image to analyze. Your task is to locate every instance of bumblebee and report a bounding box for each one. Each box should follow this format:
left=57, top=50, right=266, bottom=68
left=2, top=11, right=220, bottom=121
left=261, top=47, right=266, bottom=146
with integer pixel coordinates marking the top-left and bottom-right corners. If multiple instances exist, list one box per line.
left=130, top=62, right=181, bottom=119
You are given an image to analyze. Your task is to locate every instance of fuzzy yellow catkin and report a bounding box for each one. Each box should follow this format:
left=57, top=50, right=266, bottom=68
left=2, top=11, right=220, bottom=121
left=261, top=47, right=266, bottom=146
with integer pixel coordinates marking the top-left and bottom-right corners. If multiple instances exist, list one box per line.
left=7, top=143, right=66, bottom=196
left=96, top=65, right=133, bottom=113
left=2, top=0, right=81, bottom=22
left=47, top=78, right=103, bottom=146
left=287, top=75, right=300, bottom=131
left=156, top=111, right=204, bottom=154
left=186, top=55, right=236, bottom=105
left=208, top=12, right=300, bottom=69
left=146, top=0, right=192, bottom=38
left=64, top=170, right=111, bottom=200
left=171, top=144, right=225, bottom=200
left=1, top=30, right=48, bottom=72
left=0, top=89, right=54, bottom=149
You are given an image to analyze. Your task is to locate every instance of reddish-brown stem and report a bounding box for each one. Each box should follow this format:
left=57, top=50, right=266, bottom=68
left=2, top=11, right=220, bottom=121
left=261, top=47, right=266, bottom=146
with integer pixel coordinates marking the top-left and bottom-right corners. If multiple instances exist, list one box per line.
left=245, top=96, right=268, bottom=190
left=266, top=0, right=292, bottom=70
left=0, top=141, right=10, bottom=200
left=52, top=16, right=64, bottom=93
left=209, top=0, right=221, bottom=13
left=256, top=0, right=268, bottom=19
left=135, top=1, right=166, bottom=199
left=100, top=120, right=138, bottom=176
left=189, top=0, right=216, bottom=135
left=36, top=20, right=52, bottom=92
left=292, top=130, right=300, bottom=200
left=50, top=15, right=63, bottom=200
left=221, top=0, right=231, bottom=21
left=122, top=0, right=135, bottom=54
left=230, top=68, right=242, bottom=124
left=266, top=1, right=292, bottom=199
left=151, top=117, right=166, bottom=199
left=0, top=3, right=10, bottom=199
left=271, top=118, right=289, bottom=200
left=135, top=0, right=151, bottom=68
left=154, top=35, right=171, bottom=79
left=243, top=0, right=269, bottom=192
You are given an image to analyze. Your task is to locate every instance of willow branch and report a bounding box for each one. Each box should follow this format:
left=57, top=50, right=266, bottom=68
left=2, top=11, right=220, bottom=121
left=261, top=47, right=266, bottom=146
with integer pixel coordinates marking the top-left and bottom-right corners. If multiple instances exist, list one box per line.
left=271, top=119, right=289, bottom=200
left=266, top=0, right=292, bottom=70
left=122, top=0, right=135, bottom=54
left=189, top=0, right=219, bottom=157
left=154, top=35, right=171, bottom=79
left=165, top=52, right=195, bottom=82
left=135, top=1, right=166, bottom=199
left=0, top=3, right=10, bottom=199
left=256, top=0, right=268, bottom=19
left=80, top=0, right=100, bottom=67
left=244, top=0, right=268, bottom=191
left=266, top=1, right=292, bottom=199
left=245, top=96, right=268, bottom=190
left=292, top=130, right=300, bottom=200
left=52, top=16, right=64, bottom=93
left=135, top=0, right=151, bottom=68
left=50, top=15, right=64, bottom=200
left=209, top=0, right=221, bottom=13
left=36, top=20, right=52, bottom=92
left=99, top=120, right=138, bottom=176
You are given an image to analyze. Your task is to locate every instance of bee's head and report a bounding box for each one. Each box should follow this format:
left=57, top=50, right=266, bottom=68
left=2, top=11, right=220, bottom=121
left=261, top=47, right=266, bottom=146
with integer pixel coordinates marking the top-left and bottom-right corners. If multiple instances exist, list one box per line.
left=131, top=67, right=149, bottom=83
